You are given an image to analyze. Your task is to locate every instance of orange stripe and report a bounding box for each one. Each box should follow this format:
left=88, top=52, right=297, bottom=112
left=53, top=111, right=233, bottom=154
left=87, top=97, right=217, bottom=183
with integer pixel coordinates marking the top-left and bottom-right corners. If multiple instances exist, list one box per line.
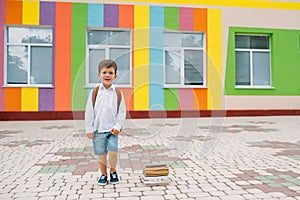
left=194, top=8, right=207, bottom=32
left=120, top=88, right=134, bottom=111
left=55, top=3, right=72, bottom=111
left=193, top=88, right=207, bottom=110
left=6, top=0, right=22, bottom=24
left=193, top=8, right=208, bottom=110
left=119, top=4, right=134, bottom=28
left=4, top=88, right=21, bottom=111
left=119, top=5, right=134, bottom=110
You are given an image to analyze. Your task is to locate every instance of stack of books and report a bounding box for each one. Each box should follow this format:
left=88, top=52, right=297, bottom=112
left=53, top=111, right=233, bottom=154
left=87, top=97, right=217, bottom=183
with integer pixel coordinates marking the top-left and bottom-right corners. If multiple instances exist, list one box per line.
left=142, top=164, right=169, bottom=186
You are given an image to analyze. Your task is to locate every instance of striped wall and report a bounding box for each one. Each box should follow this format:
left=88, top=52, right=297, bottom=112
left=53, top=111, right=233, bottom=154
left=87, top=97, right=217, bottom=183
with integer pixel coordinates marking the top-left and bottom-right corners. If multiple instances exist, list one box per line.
left=1, top=0, right=222, bottom=112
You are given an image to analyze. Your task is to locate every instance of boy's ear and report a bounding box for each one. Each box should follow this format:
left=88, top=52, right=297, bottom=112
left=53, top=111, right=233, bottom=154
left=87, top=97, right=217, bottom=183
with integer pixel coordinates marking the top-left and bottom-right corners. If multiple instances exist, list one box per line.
left=97, top=74, right=101, bottom=79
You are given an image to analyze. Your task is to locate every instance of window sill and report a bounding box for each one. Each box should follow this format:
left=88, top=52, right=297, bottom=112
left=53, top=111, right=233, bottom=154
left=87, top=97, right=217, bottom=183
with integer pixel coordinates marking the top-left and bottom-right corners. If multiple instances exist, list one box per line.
left=235, top=86, right=275, bottom=89
left=164, top=85, right=207, bottom=89
left=3, top=84, right=54, bottom=88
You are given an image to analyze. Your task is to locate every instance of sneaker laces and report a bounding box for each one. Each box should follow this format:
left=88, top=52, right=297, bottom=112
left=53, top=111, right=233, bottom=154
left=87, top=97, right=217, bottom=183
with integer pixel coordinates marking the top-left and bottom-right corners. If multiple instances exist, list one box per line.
left=112, top=173, right=117, bottom=179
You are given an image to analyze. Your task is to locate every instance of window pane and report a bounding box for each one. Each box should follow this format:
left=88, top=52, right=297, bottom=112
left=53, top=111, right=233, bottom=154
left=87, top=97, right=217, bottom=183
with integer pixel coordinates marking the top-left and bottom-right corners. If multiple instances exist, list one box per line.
left=250, top=36, right=269, bottom=49
left=31, top=46, right=52, bottom=84
left=110, top=48, right=131, bottom=85
left=164, top=32, right=203, bottom=48
left=8, top=27, right=30, bottom=43
left=8, top=27, right=52, bottom=44
left=182, top=33, right=203, bottom=48
left=164, top=32, right=182, bottom=47
left=7, top=46, right=28, bottom=84
left=253, top=52, right=270, bottom=85
left=235, top=35, right=250, bottom=49
left=184, top=50, right=203, bottom=85
left=88, top=30, right=130, bottom=45
left=236, top=51, right=250, bottom=85
left=165, top=50, right=180, bottom=84
left=89, top=49, right=105, bottom=83
left=109, top=31, right=130, bottom=45
left=88, top=30, right=109, bottom=45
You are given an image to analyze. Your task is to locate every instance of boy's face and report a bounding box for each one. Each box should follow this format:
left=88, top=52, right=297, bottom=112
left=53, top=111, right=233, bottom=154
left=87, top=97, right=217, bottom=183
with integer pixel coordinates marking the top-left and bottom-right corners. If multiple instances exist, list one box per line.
left=98, top=67, right=117, bottom=88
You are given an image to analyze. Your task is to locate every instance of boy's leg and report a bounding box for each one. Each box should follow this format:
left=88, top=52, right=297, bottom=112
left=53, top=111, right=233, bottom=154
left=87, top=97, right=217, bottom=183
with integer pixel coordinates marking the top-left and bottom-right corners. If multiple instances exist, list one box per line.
left=107, top=134, right=119, bottom=184
left=108, top=151, right=119, bottom=184
left=98, top=154, right=107, bottom=175
left=108, top=151, right=118, bottom=173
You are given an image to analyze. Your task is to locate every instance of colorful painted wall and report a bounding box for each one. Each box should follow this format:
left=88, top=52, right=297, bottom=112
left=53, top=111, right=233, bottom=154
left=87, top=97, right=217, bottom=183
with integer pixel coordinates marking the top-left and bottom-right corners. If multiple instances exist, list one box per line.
left=1, top=0, right=299, bottom=117
left=1, top=0, right=222, bottom=113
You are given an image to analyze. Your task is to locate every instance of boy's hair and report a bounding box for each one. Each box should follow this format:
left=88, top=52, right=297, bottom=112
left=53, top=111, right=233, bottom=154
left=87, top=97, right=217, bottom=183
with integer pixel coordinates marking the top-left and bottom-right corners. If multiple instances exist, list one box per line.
left=98, top=59, right=118, bottom=74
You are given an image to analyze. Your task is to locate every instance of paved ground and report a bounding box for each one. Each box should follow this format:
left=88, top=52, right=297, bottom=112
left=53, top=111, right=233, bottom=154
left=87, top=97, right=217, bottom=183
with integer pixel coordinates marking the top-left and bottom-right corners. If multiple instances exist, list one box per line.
left=0, top=116, right=300, bottom=200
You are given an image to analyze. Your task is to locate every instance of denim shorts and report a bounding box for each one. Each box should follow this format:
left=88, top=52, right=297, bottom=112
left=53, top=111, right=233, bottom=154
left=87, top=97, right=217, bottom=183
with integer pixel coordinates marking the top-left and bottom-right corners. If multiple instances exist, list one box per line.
left=92, top=131, right=118, bottom=155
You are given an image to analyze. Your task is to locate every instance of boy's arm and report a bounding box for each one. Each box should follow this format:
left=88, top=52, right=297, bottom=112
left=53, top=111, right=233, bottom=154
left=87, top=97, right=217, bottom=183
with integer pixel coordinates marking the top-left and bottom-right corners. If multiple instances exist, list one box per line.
left=113, top=92, right=126, bottom=132
left=85, top=91, right=95, bottom=133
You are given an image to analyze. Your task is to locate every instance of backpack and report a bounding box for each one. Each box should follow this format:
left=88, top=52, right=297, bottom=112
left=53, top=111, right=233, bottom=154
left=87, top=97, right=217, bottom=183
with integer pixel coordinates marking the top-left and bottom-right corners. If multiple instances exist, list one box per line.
left=92, top=86, right=122, bottom=113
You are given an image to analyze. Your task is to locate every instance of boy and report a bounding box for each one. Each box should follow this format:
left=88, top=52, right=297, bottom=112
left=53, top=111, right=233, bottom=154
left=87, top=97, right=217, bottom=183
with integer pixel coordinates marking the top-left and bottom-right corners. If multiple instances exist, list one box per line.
left=85, top=59, right=126, bottom=185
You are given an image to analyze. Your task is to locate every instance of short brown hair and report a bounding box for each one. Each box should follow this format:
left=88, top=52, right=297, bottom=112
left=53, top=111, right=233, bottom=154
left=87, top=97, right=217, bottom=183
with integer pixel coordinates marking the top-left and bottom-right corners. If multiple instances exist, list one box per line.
left=98, top=59, right=118, bottom=74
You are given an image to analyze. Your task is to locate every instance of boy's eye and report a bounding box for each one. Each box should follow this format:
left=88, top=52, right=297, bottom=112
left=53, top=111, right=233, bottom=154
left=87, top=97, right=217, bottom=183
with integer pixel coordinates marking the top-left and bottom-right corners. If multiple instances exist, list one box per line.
left=109, top=72, right=114, bottom=75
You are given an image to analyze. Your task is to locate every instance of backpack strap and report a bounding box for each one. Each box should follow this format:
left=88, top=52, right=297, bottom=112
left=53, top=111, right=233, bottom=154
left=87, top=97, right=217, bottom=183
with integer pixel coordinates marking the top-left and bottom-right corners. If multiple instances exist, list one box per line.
left=115, top=88, right=122, bottom=113
left=92, top=86, right=122, bottom=113
left=92, top=85, right=100, bottom=108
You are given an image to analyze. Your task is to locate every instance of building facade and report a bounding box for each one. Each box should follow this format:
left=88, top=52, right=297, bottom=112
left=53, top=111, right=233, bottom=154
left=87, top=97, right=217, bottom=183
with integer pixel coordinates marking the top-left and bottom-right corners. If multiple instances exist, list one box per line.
left=0, top=0, right=299, bottom=119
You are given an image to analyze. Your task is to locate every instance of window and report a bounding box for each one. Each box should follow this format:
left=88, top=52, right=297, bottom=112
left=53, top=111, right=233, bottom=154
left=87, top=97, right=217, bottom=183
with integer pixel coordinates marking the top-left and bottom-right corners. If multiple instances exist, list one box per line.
left=5, top=26, right=53, bottom=86
left=164, top=32, right=206, bottom=88
left=235, top=35, right=271, bottom=87
left=86, top=29, right=132, bottom=87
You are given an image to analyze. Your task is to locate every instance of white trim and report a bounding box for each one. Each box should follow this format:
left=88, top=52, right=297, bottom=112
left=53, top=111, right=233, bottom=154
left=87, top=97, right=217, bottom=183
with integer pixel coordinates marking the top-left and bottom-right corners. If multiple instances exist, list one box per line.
left=85, top=28, right=132, bottom=87
left=235, top=34, right=271, bottom=87
left=163, top=85, right=207, bottom=89
left=4, top=25, right=53, bottom=87
left=235, top=85, right=274, bottom=89
left=3, top=84, right=54, bottom=88
left=163, top=31, right=206, bottom=88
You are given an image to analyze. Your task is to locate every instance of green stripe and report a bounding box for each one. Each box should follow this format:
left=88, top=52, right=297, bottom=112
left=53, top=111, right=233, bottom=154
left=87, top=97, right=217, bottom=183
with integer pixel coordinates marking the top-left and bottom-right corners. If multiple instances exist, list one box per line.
left=164, top=88, right=179, bottom=110
left=164, top=7, right=179, bottom=30
left=164, top=7, right=179, bottom=110
left=72, top=3, right=88, bottom=111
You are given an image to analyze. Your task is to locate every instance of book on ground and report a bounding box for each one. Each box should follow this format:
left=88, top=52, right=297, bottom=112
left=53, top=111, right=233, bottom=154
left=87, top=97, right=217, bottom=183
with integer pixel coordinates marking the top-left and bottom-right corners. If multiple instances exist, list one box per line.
left=143, top=164, right=169, bottom=176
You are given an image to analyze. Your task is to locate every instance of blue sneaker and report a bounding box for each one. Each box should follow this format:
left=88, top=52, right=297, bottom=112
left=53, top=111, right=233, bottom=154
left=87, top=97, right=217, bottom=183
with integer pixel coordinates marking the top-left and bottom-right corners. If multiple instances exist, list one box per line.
left=110, top=172, right=119, bottom=184
left=97, top=175, right=108, bottom=186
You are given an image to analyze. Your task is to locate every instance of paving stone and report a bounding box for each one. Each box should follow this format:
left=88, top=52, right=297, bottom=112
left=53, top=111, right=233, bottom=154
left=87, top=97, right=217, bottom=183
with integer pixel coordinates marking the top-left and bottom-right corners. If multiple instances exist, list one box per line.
left=1, top=117, right=300, bottom=199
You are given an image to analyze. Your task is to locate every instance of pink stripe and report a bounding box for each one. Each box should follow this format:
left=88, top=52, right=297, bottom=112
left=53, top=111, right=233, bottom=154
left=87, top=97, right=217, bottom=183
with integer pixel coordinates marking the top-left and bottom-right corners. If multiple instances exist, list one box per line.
left=0, top=0, right=5, bottom=111
left=179, top=89, right=194, bottom=110
left=180, top=7, right=194, bottom=31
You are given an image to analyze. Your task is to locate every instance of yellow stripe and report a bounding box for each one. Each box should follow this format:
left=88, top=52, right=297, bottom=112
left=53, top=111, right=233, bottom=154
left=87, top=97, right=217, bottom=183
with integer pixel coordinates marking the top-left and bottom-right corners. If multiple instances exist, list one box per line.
left=22, top=88, right=39, bottom=111
left=23, top=0, right=39, bottom=25
left=207, top=9, right=222, bottom=110
left=133, top=5, right=149, bottom=111
left=93, top=0, right=300, bottom=10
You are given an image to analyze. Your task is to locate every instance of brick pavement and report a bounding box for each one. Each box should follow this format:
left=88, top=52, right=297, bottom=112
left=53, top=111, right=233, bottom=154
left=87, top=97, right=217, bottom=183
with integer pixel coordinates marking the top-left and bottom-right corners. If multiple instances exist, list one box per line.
left=0, top=116, right=300, bottom=200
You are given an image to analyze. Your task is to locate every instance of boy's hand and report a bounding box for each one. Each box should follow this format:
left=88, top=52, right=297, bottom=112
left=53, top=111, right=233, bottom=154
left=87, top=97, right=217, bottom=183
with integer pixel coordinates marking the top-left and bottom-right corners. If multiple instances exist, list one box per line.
left=86, top=132, right=94, bottom=139
left=110, top=128, right=120, bottom=136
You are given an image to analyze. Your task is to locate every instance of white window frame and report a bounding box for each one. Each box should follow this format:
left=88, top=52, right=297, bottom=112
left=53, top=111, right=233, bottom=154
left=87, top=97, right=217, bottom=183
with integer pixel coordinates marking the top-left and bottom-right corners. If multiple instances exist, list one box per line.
left=163, top=31, right=206, bottom=88
left=86, top=28, right=132, bottom=88
left=4, top=25, right=53, bottom=88
left=235, top=34, right=272, bottom=88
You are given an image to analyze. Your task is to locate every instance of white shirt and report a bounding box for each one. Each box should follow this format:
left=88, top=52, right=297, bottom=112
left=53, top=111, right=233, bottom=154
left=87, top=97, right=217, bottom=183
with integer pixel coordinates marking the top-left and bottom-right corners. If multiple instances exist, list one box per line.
left=85, top=84, right=126, bottom=133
